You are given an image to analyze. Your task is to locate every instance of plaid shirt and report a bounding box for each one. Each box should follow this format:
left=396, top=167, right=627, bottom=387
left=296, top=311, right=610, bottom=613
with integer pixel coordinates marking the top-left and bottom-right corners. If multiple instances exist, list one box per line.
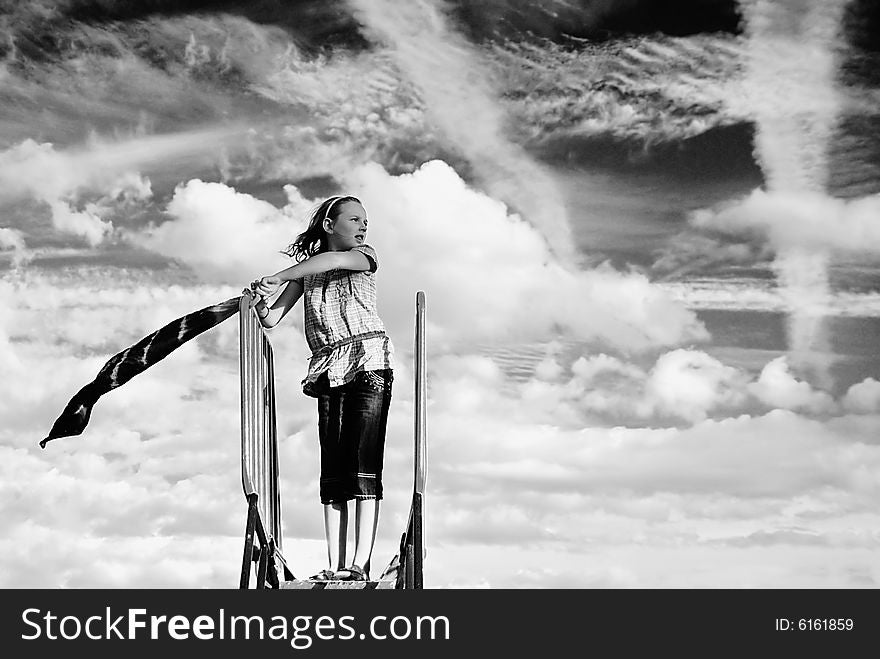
left=297, top=244, right=394, bottom=396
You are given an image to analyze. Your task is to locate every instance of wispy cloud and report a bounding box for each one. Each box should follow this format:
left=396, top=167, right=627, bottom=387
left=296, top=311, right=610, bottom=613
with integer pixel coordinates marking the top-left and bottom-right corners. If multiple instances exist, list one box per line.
left=692, top=189, right=880, bottom=256
left=2, top=0, right=878, bottom=590
left=347, top=0, right=576, bottom=264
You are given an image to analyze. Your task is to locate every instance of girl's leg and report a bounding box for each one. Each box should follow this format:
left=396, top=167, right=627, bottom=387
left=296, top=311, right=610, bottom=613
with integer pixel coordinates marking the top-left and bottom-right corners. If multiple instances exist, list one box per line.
left=337, top=369, right=392, bottom=579
left=352, top=498, right=380, bottom=574
left=323, top=501, right=348, bottom=570
left=316, top=376, right=348, bottom=574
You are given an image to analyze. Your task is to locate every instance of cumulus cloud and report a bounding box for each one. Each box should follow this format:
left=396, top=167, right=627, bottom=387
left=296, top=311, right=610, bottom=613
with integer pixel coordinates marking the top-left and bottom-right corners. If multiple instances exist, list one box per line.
left=343, top=159, right=707, bottom=352
left=748, top=356, right=837, bottom=414
left=46, top=200, right=113, bottom=246
left=4, top=266, right=880, bottom=587
left=135, top=179, right=305, bottom=284
left=572, top=349, right=868, bottom=422
left=433, top=398, right=880, bottom=503
left=843, top=378, right=880, bottom=414
left=645, top=349, right=750, bottom=422
left=422, top=377, right=880, bottom=585
left=562, top=353, right=652, bottom=420
left=514, top=347, right=880, bottom=427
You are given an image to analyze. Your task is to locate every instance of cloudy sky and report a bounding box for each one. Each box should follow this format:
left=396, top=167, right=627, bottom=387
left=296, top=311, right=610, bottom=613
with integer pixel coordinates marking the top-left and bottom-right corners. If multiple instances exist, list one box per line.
left=1, top=0, right=879, bottom=588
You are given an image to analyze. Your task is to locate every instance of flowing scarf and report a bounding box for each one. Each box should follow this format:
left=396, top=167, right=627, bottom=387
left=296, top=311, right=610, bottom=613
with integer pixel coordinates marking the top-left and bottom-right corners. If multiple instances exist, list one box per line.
left=40, top=295, right=244, bottom=448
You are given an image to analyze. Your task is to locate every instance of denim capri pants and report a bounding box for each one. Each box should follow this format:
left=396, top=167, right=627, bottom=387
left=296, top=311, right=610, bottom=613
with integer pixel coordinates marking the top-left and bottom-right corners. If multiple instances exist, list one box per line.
left=315, top=368, right=393, bottom=504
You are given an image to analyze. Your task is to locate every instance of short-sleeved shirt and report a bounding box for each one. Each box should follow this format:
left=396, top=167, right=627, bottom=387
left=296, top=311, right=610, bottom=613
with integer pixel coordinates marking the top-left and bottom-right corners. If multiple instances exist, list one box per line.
left=296, top=244, right=394, bottom=396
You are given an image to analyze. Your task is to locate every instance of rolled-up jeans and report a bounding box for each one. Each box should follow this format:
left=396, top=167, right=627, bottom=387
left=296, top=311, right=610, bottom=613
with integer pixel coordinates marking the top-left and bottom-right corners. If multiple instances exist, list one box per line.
left=316, top=368, right=393, bottom=504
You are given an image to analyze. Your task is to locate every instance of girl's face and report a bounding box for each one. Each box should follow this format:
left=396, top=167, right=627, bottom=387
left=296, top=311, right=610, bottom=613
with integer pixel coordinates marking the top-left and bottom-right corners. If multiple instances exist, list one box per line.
left=325, top=200, right=368, bottom=251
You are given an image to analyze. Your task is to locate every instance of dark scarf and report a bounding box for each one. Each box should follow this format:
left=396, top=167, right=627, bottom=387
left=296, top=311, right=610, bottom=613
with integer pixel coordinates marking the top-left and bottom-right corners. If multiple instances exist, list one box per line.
left=41, top=296, right=242, bottom=448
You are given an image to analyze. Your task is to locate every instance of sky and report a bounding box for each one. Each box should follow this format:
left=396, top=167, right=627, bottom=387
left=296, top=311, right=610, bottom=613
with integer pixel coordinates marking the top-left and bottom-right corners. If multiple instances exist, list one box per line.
left=1, top=0, right=879, bottom=588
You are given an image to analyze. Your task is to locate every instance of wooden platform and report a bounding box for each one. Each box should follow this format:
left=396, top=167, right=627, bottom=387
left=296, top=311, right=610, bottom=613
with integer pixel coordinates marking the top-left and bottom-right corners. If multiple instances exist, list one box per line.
left=280, top=578, right=397, bottom=590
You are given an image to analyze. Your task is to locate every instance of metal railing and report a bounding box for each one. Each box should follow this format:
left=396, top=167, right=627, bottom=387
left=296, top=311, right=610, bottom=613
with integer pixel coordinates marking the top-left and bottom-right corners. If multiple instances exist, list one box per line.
left=399, top=291, right=427, bottom=588
left=238, top=290, right=291, bottom=588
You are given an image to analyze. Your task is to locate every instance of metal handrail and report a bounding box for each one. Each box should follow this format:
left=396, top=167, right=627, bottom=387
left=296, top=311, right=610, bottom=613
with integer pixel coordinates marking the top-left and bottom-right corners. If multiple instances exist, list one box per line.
left=239, top=291, right=287, bottom=586
left=414, top=291, right=427, bottom=496
left=400, top=290, right=427, bottom=588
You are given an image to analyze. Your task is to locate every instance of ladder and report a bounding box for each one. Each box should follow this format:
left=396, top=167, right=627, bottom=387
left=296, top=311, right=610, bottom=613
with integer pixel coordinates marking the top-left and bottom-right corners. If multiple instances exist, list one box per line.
left=238, top=290, right=427, bottom=589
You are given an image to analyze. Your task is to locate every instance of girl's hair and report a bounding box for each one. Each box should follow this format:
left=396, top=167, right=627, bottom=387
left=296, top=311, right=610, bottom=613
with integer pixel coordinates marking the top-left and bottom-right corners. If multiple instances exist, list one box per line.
left=283, top=195, right=362, bottom=262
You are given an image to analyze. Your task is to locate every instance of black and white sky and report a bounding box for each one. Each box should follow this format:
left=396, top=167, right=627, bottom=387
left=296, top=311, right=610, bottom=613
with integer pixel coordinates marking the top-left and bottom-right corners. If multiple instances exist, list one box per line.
left=1, top=0, right=879, bottom=587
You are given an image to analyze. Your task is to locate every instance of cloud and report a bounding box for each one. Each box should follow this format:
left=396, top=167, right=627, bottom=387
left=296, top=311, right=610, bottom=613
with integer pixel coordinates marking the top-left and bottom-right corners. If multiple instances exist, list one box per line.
left=0, top=126, right=262, bottom=249
left=0, top=227, right=31, bottom=267
left=0, top=282, right=23, bottom=376
left=691, top=189, right=880, bottom=255
left=0, top=141, right=110, bottom=245
left=0, top=227, right=26, bottom=251
left=716, top=528, right=877, bottom=549
left=656, top=279, right=880, bottom=318
left=0, top=139, right=157, bottom=246
left=348, top=0, right=576, bottom=263
left=46, top=200, right=114, bottom=246
left=4, top=266, right=880, bottom=587
left=645, top=349, right=750, bottom=422
left=512, top=565, right=639, bottom=589
left=843, top=378, right=880, bottom=414
left=434, top=401, right=880, bottom=502
left=343, top=159, right=708, bottom=352
left=527, top=349, right=756, bottom=425
left=501, top=346, right=880, bottom=428
left=650, top=232, right=767, bottom=279
left=733, top=0, right=848, bottom=193
left=135, top=179, right=304, bottom=284
left=747, top=356, right=837, bottom=414
left=3, top=0, right=878, bottom=591
left=125, top=159, right=708, bottom=352
left=419, top=374, right=880, bottom=586
left=686, top=190, right=880, bottom=375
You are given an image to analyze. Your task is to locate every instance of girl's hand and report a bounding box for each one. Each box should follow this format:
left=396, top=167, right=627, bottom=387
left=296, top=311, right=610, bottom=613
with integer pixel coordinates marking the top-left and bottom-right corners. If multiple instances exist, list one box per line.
left=255, top=275, right=282, bottom=298
left=246, top=283, right=263, bottom=310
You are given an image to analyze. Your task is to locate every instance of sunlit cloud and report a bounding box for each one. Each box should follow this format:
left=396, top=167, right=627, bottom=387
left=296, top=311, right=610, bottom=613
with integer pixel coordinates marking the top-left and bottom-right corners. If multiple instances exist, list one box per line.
left=134, top=178, right=304, bottom=284
left=692, top=189, right=880, bottom=256
left=843, top=378, right=880, bottom=414
left=344, top=159, right=708, bottom=351
left=747, top=357, right=837, bottom=414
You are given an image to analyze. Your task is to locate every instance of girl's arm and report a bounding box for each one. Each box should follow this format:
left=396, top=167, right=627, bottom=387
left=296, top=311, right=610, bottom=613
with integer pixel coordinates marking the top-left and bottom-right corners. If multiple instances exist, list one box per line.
left=254, top=279, right=303, bottom=329
left=274, top=250, right=371, bottom=281
left=256, top=250, right=371, bottom=297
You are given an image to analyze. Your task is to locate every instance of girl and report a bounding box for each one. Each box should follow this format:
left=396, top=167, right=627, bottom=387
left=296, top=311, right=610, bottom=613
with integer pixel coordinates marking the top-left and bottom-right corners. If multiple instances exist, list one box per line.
left=251, top=195, right=394, bottom=582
